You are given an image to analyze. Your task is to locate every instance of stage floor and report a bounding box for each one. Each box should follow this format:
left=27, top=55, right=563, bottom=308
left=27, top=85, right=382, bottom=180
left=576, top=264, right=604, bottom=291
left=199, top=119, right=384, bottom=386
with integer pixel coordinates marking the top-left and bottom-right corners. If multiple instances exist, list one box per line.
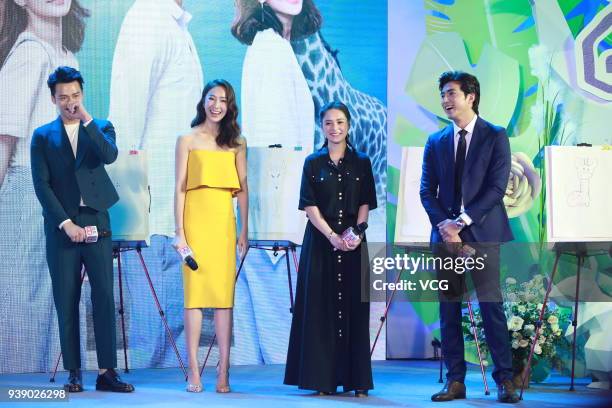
left=0, top=360, right=609, bottom=407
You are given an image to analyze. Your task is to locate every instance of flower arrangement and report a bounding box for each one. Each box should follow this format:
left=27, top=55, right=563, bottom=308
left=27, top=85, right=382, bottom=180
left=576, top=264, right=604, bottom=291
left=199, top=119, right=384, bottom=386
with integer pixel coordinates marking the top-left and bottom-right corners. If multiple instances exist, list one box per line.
left=462, top=274, right=571, bottom=384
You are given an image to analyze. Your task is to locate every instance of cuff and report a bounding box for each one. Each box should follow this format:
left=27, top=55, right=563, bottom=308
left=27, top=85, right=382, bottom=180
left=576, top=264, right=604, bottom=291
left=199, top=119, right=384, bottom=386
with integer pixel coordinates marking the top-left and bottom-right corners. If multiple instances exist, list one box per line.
left=58, top=219, right=70, bottom=230
left=459, top=212, right=473, bottom=226
left=83, top=119, right=93, bottom=127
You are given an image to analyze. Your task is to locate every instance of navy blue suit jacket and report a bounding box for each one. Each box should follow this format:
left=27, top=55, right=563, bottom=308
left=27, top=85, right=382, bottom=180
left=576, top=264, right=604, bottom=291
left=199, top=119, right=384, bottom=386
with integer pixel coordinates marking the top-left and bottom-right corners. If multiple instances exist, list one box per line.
left=31, top=117, right=119, bottom=229
left=420, top=116, right=513, bottom=244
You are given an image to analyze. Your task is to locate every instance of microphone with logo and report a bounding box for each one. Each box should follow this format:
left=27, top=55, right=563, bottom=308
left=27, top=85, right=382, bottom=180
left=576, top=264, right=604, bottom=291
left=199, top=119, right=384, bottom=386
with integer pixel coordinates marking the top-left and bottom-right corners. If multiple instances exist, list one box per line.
left=177, top=246, right=199, bottom=271
left=83, top=226, right=112, bottom=243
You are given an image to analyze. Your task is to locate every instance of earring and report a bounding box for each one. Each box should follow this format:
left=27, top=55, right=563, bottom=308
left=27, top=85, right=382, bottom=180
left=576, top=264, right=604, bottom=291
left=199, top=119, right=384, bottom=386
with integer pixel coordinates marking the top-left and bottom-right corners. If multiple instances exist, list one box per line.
left=258, top=0, right=265, bottom=23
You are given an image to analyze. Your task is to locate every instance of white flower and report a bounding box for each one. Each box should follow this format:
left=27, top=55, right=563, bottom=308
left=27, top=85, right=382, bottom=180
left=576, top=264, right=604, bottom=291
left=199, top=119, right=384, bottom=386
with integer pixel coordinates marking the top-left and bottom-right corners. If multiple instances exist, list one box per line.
left=519, top=339, right=529, bottom=348
left=524, top=324, right=535, bottom=335
left=482, top=360, right=489, bottom=367
left=508, top=316, right=525, bottom=332
left=517, top=305, right=527, bottom=313
left=530, top=102, right=545, bottom=135
left=506, top=277, right=517, bottom=285
left=534, top=343, right=542, bottom=355
left=504, top=152, right=542, bottom=218
left=507, top=293, right=518, bottom=302
left=512, top=340, right=520, bottom=349
left=547, top=315, right=559, bottom=325
left=528, top=45, right=552, bottom=79
left=538, top=335, right=546, bottom=344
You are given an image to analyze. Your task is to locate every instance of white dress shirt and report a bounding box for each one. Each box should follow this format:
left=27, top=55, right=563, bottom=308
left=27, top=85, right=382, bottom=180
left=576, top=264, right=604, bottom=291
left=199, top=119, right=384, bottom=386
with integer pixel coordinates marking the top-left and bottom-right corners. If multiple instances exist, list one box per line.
left=241, top=29, right=314, bottom=150
left=241, top=29, right=314, bottom=264
left=108, top=0, right=203, bottom=236
left=0, top=32, right=77, bottom=168
left=58, top=121, right=91, bottom=230
left=452, top=114, right=478, bottom=225
left=452, top=114, right=477, bottom=160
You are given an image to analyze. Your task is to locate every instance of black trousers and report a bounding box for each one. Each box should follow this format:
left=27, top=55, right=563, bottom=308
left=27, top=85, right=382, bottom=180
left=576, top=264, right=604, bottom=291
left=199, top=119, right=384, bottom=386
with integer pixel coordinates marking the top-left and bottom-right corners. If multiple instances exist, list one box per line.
left=435, top=230, right=513, bottom=385
left=44, top=207, right=116, bottom=370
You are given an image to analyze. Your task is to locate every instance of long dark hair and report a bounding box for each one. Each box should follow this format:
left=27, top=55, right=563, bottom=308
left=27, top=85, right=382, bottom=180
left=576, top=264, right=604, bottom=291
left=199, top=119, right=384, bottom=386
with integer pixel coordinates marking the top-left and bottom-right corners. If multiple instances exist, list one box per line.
left=320, top=101, right=354, bottom=149
left=191, top=79, right=241, bottom=148
left=0, top=0, right=89, bottom=68
left=232, top=0, right=322, bottom=45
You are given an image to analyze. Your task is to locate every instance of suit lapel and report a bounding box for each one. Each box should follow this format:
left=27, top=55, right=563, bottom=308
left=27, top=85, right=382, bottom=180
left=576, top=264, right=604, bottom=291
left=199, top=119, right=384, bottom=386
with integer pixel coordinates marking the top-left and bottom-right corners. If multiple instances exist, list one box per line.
left=442, top=125, right=455, bottom=180
left=75, top=123, right=89, bottom=169
left=463, top=117, right=485, bottom=177
left=53, top=117, right=76, bottom=167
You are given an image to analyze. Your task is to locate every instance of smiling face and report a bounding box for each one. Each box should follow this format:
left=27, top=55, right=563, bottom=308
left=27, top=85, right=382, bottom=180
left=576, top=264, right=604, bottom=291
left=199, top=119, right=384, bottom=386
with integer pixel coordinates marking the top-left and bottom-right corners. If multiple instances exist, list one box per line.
left=203, top=86, right=228, bottom=124
left=440, top=81, right=475, bottom=125
left=17, top=0, right=72, bottom=18
left=265, top=0, right=303, bottom=17
left=51, top=81, right=83, bottom=120
left=322, top=108, right=349, bottom=146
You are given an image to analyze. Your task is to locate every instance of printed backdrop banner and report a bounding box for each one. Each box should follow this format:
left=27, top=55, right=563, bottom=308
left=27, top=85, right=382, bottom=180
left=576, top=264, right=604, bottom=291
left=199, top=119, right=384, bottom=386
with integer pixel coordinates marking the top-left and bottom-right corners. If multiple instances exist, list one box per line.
left=0, top=0, right=387, bottom=373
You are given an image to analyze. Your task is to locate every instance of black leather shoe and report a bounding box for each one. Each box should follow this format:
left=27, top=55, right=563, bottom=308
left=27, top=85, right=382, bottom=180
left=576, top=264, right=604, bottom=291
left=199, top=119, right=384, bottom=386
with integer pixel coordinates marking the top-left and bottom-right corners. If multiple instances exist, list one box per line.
left=497, top=379, right=520, bottom=403
left=65, top=369, right=83, bottom=393
left=431, top=380, right=466, bottom=402
left=95, top=369, right=135, bottom=393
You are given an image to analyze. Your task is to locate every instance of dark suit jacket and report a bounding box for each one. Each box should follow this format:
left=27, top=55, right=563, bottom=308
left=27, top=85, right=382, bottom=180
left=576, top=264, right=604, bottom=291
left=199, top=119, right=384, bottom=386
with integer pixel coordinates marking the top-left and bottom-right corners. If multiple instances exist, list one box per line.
left=31, top=117, right=119, bottom=229
left=420, top=116, right=513, bottom=244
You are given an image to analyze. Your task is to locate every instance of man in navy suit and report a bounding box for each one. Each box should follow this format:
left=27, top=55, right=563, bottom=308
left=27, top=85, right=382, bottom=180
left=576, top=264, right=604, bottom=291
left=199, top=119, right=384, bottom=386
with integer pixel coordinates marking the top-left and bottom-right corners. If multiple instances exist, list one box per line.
left=420, top=71, right=518, bottom=403
left=30, top=67, right=133, bottom=393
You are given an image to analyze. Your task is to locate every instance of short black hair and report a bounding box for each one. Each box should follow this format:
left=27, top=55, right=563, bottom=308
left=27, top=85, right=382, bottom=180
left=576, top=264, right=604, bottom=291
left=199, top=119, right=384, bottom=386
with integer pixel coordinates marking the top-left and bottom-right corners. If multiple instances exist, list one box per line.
left=438, top=71, right=480, bottom=114
left=47, top=66, right=84, bottom=97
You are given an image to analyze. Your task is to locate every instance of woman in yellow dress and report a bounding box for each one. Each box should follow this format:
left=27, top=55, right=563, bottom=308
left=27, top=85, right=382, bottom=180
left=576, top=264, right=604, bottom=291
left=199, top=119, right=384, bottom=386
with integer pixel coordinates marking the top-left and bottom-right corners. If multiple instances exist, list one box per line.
left=172, top=79, right=248, bottom=393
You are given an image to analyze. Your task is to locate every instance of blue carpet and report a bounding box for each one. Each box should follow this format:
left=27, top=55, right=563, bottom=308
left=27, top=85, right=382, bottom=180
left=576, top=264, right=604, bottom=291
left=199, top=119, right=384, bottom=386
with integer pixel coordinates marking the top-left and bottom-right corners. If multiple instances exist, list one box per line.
left=0, top=360, right=609, bottom=407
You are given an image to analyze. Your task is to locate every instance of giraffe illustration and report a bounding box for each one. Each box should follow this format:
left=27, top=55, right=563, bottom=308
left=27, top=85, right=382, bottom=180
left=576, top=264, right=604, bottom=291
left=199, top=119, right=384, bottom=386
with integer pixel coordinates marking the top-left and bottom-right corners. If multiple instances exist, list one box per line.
left=292, top=32, right=387, bottom=207
left=567, top=156, right=597, bottom=207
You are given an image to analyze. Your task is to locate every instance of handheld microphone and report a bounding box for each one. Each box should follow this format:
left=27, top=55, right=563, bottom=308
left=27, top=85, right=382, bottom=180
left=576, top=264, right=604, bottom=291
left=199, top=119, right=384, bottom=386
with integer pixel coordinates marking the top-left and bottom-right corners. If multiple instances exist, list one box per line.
left=83, top=226, right=112, bottom=243
left=341, top=222, right=368, bottom=244
left=178, top=246, right=199, bottom=270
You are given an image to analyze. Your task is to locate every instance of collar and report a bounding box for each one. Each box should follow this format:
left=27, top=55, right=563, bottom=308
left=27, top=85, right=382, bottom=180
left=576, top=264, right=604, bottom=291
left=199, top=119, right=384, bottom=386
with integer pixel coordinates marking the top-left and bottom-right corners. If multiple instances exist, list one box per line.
left=453, top=114, right=478, bottom=137
left=319, top=144, right=356, bottom=166
left=164, top=0, right=192, bottom=28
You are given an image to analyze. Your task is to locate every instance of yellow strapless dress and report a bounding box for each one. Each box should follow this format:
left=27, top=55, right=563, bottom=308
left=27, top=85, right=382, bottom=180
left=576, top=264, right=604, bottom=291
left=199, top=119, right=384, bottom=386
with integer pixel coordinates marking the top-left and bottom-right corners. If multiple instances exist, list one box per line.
left=183, top=150, right=240, bottom=308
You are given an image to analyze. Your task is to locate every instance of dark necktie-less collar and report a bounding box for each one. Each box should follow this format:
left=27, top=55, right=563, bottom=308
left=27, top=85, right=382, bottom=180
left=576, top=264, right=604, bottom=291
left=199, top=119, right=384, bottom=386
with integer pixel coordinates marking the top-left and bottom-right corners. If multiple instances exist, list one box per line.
left=452, top=129, right=467, bottom=214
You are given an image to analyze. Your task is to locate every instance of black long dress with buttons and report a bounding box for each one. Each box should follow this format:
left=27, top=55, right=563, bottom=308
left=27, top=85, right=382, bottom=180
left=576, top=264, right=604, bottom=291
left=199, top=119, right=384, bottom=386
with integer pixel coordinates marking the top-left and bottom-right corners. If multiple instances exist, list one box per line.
left=284, top=146, right=377, bottom=393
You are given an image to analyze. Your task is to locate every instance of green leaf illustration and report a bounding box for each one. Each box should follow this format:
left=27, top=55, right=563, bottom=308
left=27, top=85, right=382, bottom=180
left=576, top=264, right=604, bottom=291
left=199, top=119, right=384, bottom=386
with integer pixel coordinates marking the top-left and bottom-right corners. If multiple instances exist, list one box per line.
left=406, top=32, right=520, bottom=129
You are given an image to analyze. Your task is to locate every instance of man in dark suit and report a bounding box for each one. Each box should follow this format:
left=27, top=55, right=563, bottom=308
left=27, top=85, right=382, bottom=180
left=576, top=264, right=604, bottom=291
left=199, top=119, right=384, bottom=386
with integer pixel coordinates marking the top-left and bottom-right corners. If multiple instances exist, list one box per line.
left=420, top=71, right=518, bottom=403
left=31, top=66, right=134, bottom=393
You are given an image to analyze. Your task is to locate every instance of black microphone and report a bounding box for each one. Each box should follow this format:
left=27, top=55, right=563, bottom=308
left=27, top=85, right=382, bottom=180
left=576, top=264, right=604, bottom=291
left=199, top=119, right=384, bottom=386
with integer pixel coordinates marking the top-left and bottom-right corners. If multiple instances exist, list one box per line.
left=177, top=246, right=198, bottom=270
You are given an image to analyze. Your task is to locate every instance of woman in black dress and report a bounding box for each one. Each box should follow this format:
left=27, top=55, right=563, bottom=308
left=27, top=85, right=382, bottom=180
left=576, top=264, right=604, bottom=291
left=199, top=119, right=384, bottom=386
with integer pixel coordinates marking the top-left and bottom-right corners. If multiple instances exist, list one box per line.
left=284, top=101, right=377, bottom=397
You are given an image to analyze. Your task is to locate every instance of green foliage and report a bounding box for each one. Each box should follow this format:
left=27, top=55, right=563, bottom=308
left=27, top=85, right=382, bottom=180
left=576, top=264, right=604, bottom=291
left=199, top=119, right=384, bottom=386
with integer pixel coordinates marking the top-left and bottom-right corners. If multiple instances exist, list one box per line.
left=462, top=275, right=574, bottom=382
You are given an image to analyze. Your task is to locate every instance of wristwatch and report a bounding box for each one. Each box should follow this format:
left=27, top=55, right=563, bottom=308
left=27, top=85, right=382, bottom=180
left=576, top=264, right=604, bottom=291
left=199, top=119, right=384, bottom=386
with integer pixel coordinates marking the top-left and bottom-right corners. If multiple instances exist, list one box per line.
left=454, top=217, right=466, bottom=230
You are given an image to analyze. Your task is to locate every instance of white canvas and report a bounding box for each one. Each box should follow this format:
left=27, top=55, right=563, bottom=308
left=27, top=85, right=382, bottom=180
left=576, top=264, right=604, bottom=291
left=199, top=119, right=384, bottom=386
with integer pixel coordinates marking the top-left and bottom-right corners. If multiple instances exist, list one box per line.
left=247, top=146, right=308, bottom=244
left=107, top=150, right=150, bottom=245
left=546, top=146, right=612, bottom=242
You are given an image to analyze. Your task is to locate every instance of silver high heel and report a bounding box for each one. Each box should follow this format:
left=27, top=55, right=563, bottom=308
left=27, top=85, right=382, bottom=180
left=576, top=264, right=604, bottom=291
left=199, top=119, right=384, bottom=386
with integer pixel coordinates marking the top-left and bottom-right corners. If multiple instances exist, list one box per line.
left=216, top=364, right=230, bottom=393
left=186, top=382, right=203, bottom=393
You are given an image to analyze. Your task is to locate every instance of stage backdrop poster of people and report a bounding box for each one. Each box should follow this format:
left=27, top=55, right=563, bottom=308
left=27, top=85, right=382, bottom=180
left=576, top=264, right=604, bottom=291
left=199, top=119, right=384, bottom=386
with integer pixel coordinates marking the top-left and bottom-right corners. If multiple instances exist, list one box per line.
left=0, top=0, right=387, bottom=372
